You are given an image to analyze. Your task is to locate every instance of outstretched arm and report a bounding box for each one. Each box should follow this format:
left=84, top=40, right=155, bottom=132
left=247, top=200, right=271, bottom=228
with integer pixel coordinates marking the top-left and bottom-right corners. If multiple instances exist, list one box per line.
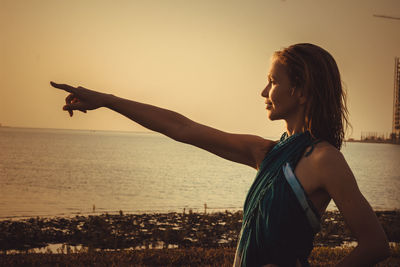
left=51, top=82, right=275, bottom=169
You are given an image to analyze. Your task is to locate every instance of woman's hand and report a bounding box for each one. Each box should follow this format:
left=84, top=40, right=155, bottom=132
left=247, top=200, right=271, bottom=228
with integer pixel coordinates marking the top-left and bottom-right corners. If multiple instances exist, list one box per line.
left=51, top=81, right=109, bottom=117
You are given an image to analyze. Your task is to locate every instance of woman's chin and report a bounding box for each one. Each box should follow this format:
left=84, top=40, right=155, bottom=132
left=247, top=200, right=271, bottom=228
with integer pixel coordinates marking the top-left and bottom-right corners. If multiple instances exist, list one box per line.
left=267, top=111, right=278, bottom=121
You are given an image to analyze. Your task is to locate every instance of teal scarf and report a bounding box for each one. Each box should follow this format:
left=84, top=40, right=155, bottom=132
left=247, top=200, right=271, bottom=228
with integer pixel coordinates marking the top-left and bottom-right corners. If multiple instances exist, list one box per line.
left=236, top=131, right=321, bottom=267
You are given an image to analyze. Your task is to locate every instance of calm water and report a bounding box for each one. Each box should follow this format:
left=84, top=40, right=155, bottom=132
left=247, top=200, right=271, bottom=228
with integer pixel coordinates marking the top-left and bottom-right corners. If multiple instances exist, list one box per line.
left=0, top=127, right=399, bottom=219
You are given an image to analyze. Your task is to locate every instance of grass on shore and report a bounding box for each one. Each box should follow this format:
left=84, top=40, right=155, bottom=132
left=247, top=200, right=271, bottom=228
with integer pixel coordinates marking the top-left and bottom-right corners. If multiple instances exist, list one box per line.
left=1, top=245, right=399, bottom=266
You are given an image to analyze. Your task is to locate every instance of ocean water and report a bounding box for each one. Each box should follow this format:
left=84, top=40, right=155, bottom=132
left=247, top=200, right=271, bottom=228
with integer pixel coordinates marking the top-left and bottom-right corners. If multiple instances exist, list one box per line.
left=0, top=127, right=399, bottom=219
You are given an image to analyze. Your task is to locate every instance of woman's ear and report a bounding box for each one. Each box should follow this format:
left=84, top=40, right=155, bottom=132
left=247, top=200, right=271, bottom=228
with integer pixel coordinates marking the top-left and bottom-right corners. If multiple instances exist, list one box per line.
left=293, top=87, right=307, bottom=104
left=299, top=94, right=307, bottom=105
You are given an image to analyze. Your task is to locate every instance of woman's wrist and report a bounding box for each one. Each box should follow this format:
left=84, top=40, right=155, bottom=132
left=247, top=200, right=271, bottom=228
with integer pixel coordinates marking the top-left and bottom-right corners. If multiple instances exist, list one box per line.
left=102, top=93, right=118, bottom=109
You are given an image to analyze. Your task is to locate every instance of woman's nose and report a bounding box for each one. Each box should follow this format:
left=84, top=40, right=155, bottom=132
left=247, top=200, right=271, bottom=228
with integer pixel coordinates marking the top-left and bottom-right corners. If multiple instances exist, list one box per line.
left=261, top=85, right=269, bottom=97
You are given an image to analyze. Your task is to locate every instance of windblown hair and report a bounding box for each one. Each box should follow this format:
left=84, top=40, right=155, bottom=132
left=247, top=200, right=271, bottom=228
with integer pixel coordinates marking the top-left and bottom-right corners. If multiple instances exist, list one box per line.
left=274, top=43, right=350, bottom=150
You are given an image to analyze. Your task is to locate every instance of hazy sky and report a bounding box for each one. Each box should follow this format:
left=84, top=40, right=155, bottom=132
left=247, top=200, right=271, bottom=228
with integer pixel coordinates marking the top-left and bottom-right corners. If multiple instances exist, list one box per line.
left=1, top=0, right=399, bottom=139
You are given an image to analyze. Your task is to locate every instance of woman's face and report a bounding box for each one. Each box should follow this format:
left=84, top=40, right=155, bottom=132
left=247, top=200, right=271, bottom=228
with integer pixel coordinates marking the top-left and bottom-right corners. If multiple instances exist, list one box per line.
left=261, top=58, right=302, bottom=121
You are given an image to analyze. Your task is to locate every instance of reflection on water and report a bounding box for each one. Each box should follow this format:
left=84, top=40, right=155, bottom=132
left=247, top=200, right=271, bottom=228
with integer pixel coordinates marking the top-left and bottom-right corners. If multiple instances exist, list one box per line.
left=0, top=128, right=399, bottom=219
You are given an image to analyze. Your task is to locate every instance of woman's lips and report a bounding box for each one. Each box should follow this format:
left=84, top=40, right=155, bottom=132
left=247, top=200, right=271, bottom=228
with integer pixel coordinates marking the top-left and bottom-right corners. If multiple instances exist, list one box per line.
left=266, top=102, right=272, bottom=110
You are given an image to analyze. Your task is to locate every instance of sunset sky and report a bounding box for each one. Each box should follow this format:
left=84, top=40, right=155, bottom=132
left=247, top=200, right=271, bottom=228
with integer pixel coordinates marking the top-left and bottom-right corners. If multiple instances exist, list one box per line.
left=1, top=0, right=399, bottom=139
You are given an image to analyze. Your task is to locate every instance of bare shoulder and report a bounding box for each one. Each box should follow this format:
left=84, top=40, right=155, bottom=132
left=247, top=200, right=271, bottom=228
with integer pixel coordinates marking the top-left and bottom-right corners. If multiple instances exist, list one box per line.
left=307, top=141, right=344, bottom=164
left=298, top=140, right=356, bottom=196
left=306, top=141, right=349, bottom=178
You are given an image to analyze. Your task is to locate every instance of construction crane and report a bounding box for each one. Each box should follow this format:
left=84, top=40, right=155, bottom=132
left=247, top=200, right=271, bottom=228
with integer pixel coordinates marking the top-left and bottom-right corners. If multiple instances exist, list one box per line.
left=373, top=13, right=400, bottom=143
left=373, top=14, right=400, bottom=20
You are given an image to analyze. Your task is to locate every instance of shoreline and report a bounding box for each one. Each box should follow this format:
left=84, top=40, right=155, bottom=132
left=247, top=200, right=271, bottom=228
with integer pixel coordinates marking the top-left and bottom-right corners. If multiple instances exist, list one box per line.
left=1, top=210, right=399, bottom=253
left=1, top=205, right=397, bottom=221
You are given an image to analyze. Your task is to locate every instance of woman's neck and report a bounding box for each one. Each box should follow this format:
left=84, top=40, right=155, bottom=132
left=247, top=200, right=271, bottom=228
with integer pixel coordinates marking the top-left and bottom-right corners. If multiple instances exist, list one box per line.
left=285, top=110, right=306, bottom=136
left=285, top=124, right=305, bottom=136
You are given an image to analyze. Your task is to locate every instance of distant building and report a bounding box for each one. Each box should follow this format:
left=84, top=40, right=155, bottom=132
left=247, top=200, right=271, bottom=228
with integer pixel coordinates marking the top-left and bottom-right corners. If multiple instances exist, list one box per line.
left=392, top=57, right=400, bottom=143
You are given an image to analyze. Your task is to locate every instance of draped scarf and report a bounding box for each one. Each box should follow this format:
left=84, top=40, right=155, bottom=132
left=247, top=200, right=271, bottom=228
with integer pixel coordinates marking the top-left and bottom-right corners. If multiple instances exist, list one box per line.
left=235, top=131, right=321, bottom=267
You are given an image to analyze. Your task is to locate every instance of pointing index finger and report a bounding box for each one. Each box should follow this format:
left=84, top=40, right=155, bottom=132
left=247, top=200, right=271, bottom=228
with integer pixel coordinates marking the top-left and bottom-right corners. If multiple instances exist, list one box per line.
left=50, top=81, right=76, bottom=93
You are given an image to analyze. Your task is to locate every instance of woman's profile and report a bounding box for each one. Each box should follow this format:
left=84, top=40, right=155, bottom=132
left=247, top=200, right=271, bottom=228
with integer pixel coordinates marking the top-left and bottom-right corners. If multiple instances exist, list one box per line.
left=51, top=43, right=389, bottom=266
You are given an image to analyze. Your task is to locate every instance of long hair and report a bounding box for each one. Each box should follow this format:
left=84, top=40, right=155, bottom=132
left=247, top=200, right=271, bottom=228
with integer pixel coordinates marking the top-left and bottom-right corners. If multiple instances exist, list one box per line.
left=273, top=43, right=350, bottom=150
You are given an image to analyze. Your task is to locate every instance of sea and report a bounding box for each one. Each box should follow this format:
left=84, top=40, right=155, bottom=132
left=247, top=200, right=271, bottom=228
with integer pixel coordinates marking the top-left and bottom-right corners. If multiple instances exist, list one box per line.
left=0, top=127, right=399, bottom=219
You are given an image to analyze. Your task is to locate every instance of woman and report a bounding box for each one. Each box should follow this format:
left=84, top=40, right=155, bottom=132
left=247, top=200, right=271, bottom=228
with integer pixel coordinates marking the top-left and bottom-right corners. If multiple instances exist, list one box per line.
left=51, top=43, right=389, bottom=266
